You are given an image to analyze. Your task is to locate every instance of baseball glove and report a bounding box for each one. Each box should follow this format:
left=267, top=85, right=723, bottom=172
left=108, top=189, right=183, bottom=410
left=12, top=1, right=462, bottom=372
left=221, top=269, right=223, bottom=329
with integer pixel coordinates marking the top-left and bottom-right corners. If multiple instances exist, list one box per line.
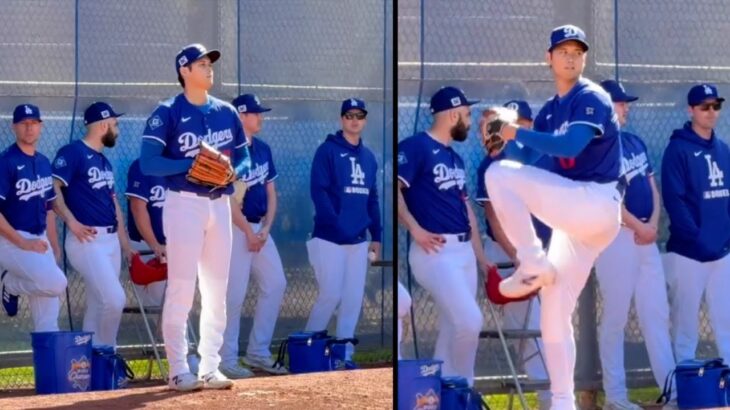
left=186, top=141, right=236, bottom=189
left=480, top=106, right=518, bottom=157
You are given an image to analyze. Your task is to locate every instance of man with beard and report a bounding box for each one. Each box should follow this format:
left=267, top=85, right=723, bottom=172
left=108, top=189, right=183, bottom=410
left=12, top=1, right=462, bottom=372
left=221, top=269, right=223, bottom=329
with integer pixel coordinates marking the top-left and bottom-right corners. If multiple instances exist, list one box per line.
left=51, top=101, right=134, bottom=349
left=305, top=98, right=381, bottom=366
left=397, top=86, right=493, bottom=386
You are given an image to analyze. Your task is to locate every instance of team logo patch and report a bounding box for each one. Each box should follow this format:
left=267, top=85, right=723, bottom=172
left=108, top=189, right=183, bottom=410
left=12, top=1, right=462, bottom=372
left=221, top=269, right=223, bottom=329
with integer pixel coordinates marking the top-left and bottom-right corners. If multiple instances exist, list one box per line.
left=450, top=97, right=461, bottom=107
left=398, top=152, right=407, bottom=165
left=54, top=157, right=67, bottom=168
left=254, top=95, right=261, bottom=105
left=24, top=105, right=33, bottom=115
left=704, top=84, right=713, bottom=95
left=178, top=55, right=188, bottom=66
left=101, top=110, right=110, bottom=119
left=148, top=115, right=163, bottom=130
left=585, top=107, right=594, bottom=115
left=507, top=102, right=519, bottom=111
left=238, top=104, right=247, bottom=113
left=67, top=356, right=91, bottom=391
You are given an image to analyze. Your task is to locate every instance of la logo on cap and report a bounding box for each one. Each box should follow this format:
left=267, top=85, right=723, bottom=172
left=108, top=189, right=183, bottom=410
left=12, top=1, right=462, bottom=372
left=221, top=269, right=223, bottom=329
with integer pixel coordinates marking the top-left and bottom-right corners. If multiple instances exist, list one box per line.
left=704, top=85, right=713, bottom=95
left=350, top=98, right=358, bottom=107
left=24, top=105, right=32, bottom=115
left=254, top=96, right=261, bottom=105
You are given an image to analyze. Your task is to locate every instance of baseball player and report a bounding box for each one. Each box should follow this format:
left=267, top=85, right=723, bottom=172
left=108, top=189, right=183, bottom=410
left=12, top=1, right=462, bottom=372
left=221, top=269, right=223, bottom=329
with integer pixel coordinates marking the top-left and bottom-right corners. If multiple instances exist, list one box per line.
left=139, top=43, right=251, bottom=391
left=304, top=98, right=382, bottom=363
left=219, top=94, right=288, bottom=377
left=51, top=101, right=134, bottom=349
left=476, top=100, right=552, bottom=409
left=0, top=104, right=66, bottom=332
left=662, top=84, right=730, bottom=366
left=397, top=281, right=411, bottom=360
left=593, top=80, right=676, bottom=410
left=397, top=86, right=493, bottom=386
left=482, top=25, right=622, bottom=408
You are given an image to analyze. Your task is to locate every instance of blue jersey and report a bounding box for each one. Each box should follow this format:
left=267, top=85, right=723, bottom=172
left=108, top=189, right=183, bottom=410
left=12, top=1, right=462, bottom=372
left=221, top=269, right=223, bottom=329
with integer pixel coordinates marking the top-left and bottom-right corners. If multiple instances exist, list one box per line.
left=621, top=131, right=654, bottom=222
left=241, top=137, right=278, bottom=221
left=52, top=140, right=117, bottom=227
left=398, top=132, right=469, bottom=234
left=533, top=78, right=621, bottom=183
left=0, top=144, right=56, bottom=234
left=311, top=131, right=381, bottom=245
left=141, top=94, right=247, bottom=196
left=475, top=143, right=553, bottom=247
left=125, top=159, right=166, bottom=245
left=662, top=122, right=730, bottom=262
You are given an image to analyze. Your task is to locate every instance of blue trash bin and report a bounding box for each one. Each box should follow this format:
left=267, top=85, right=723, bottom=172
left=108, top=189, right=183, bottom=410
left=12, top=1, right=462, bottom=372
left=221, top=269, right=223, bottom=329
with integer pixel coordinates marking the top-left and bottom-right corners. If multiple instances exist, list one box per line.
left=398, top=359, right=443, bottom=410
left=31, top=331, right=93, bottom=394
left=287, top=331, right=332, bottom=374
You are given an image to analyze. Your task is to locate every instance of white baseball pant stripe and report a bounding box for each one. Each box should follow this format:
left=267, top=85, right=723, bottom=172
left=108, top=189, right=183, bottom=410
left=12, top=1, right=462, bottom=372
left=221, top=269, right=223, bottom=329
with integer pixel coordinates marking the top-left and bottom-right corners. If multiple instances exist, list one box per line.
left=0, top=231, right=66, bottom=332
left=221, top=222, right=286, bottom=364
left=129, top=240, right=166, bottom=307
left=485, top=160, right=621, bottom=410
left=162, top=190, right=232, bottom=377
left=665, top=251, right=730, bottom=364
left=65, top=228, right=124, bottom=347
left=483, top=236, right=550, bottom=405
left=397, top=281, right=411, bottom=360
left=305, top=237, right=368, bottom=359
left=595, top=227, right=676, bottom=402
left=409, top=235, right=482, bottom=386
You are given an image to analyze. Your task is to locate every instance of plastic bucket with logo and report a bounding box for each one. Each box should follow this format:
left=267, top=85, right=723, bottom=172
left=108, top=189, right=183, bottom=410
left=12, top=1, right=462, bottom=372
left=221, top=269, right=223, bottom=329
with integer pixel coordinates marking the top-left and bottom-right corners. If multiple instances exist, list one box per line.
left=398, top=359, right=443, bottom=410
left=441, top=376, right=472, bottom=409
left=31, top=331, right=93, bottom=394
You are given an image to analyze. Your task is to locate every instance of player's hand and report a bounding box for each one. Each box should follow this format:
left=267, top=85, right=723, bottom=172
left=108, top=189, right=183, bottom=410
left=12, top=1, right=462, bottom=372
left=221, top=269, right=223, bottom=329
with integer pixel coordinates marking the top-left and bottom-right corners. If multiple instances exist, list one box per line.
left=256, top=226, right=270, bottom=245
left=122, top=245, right=136, bottom=266
left=478, top=258, right=496, bottom=274
left=634, top=221, right=657, bottom=245
left=411, top=227, right=445, bottom=254
left=19, top=238, right=49, bottom=254
left=152, top=243, right=166, bottom=262
left=368, top=241, right=381, bottom=262
left=245, top=231, right=264, bottom=252
left=69, top=220, right=96, bottom=242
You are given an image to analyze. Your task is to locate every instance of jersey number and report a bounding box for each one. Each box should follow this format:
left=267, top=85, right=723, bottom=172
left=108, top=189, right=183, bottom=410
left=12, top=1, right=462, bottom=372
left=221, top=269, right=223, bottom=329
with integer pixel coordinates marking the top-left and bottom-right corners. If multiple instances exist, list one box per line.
left=350, top=157, right=365, bottom=185
left=558, top=157, right=576, bottom=169
left=705, top=155, right=725, bottom=187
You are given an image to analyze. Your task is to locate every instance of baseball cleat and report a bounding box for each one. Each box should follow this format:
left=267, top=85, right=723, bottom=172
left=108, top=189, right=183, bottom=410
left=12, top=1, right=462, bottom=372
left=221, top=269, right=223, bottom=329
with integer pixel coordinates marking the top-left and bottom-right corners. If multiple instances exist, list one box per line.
left=498, top=260, right=556, bottom=298
left=169, top=372, right=204, bottom=392
left=200, top=370, right=234, bottom=389
left=218, top=362, right=255, bottom=379
left=1, top=271, right=18, bottom=317
left=242, top=355, right=289, bottom=375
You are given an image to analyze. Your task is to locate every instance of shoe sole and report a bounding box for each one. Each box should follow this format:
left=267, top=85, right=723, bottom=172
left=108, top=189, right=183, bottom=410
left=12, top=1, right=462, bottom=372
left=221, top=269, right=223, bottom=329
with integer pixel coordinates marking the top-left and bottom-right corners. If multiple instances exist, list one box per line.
left=243, top=359, right=288, bottom=375
left=499, top=268, right=556, bottom=298
left=204, top=381, right=234, bottom=389
left=169, top=381, right=204, bottom=392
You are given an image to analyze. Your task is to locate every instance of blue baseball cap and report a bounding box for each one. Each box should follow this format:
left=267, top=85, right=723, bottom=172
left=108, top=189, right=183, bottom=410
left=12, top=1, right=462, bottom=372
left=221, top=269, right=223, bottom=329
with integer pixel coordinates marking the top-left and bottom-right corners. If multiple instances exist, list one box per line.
left=175, top=43, right=221, bottom=73
left=549, top=24, right=589, bottom=52
left=502, top=100, right=533, bottom=121
left=430, top=86, right=479, bottom=114
left=341, top=98, right=367, bottom=116
left=232, top=94, right=271, bottom=114
left=600, top=80, right=638, bottom=103
left=687, top=84, right=725, bottom=106
left=12, top=104, right=42, bottom=123
left=83, top=101, right=124, bottom=126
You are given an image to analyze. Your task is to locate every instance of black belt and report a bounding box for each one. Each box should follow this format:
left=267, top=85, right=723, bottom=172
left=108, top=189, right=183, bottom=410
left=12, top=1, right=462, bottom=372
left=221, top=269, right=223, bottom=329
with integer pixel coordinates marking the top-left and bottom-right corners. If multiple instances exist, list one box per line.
left=456, top=231, right=471, bottom=242
left=246, top=216, right=263, bottom=224
left=169, top=188, right=223, bottom=200
left=94, top=226, right=117, bottom=234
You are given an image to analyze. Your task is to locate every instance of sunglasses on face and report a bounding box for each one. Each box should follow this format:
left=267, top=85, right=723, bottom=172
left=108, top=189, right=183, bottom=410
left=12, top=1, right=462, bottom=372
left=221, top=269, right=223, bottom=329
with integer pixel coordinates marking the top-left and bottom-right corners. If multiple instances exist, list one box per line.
left=698, top=102, right=723, bottom=111
left=343, top=112, right=366, bottom=120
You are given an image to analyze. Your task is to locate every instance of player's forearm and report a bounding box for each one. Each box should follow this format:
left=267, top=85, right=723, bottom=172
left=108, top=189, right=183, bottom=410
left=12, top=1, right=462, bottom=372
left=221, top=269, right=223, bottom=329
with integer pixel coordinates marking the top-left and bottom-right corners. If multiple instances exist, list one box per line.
left=139, top=140, right=193, bottom=177
left=114, top=199, right=131, bottom=249
left=46, top=211, right=61, bottom=254
left=0, top=212, right=25, bottom=248
left=621, top=205, right=644, bottom=231
left=649, top=176, right=661, bottom=227
left=262, top=183, right=277, bottom=232
left=51, top=183, right=79, bottom=226
left=514, top=123, right=594, bottom=157
left=130, top=205, right=160, bottom=248
left=466, top=203, right=488, bottom=265
left=367, top=187, right=382, bottom=242
left=230, top=197, right=255, bottom=236
left=233, top=145, right=252, bottom=178
left=485, top=202, right=517, bottom=260
left=397, top=186, right=422, bottom=234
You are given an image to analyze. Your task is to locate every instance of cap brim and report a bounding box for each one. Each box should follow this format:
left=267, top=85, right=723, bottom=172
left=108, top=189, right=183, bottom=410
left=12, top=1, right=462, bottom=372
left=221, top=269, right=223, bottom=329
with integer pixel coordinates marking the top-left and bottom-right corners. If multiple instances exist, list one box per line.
left=203, top=50, right=221, bottom=64
left=549, top=39, right=589, bottom=52
left=248, top=107, right=272, bottom=113
left=621, top=96, right=639, bottom=103
left=465, top=99, right=480, bottom=106
left=114, top=112, right=126, bottom=118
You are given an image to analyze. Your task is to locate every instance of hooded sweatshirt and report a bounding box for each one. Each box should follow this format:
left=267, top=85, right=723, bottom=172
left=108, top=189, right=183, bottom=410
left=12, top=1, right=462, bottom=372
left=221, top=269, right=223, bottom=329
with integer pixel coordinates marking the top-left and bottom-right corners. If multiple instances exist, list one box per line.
left=661, top=121, right=730, bottom=262
left=310, top=130, right=381, bottom=245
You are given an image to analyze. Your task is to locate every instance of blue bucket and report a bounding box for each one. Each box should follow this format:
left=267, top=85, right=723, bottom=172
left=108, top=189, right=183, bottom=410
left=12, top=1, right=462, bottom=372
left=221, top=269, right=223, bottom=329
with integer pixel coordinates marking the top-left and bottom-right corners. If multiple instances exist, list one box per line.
left=92, top=345, right=132, bottom=391
left=398, top=359, right=443, bottom=410
left=31, top=331, right=93, bottom=394
left=287, top=331, right=331, bottom=373
left=441, top=376, right=472, bottom=409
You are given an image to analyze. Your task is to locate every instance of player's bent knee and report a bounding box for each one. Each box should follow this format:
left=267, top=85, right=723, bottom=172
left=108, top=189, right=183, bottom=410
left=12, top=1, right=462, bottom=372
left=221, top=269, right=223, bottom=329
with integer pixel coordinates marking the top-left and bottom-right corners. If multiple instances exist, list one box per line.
left=47, top=271, right=68, bottom=296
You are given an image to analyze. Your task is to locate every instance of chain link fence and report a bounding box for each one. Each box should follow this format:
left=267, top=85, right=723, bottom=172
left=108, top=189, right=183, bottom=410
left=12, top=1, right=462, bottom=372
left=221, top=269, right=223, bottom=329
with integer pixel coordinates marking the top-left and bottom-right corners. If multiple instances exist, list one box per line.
left=0, top=0, right=393, bottom=389
left=398, top=0, right=730, bottom=403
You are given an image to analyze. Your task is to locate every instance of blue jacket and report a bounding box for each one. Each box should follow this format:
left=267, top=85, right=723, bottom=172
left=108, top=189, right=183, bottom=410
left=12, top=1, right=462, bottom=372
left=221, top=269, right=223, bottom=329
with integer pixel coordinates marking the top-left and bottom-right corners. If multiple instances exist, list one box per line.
left=661, top=122, right=730, bottom=262
left=311, top=131, right=381, bottom=245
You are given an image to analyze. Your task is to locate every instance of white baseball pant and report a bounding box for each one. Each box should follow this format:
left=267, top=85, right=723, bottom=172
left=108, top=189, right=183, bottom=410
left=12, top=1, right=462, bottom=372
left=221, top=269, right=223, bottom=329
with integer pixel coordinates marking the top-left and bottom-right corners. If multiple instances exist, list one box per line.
left=65, top=227, right=124, bottom=347
left=305, top=237, right=368, bottom=359
left=162, top=190, right=232, bottom=378
left=0, top=231, right=67, bottom=331
left=665, top=251, right=730, bottom=364
left=397, top=281, right=411, bottom=360
left=485, top=160, right=621, bottom=410
left=483, top=236, right=550, bottom=406
left=594, top=227, right=676, bottom=402
left=409, top=235, right=482, bottom=386
left=220, top=222, right=286, bottom=364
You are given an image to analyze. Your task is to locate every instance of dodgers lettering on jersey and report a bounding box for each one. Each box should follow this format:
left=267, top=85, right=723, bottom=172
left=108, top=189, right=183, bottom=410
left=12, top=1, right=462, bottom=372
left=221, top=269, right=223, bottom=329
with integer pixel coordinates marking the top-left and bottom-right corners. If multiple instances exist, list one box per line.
left=662, top=122, right=730, bottom=262
left=0, top=144, right=56, bottom=234
left=241, top=138, right=278, bottom=220
left=475, top=143, right=553, bottom=246
left=620, top=132, right=654, bottom=221
left=125, top=159, right=166, bottom=244
left=311, top=131, right=381, bottom=245
left=533, top=77, right=621, bottom=183
left=52, top=140, right=117, bottom=227
left=398, top=132, right=470, bottom=234
left=141, top=94, right=247, bottom=195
